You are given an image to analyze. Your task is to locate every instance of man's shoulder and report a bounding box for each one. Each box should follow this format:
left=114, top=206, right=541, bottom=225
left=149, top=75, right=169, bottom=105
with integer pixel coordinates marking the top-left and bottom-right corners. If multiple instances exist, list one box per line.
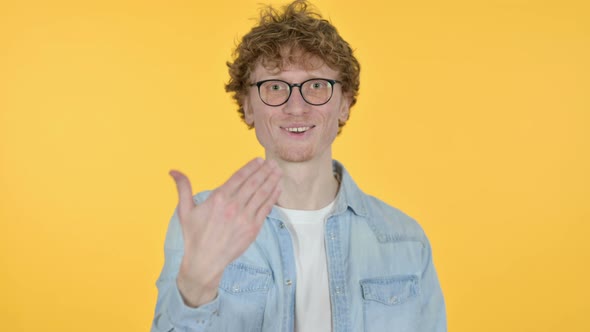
left=359, top=193, right=427, bottom=243
left=335, top=160, right=427, bottom=242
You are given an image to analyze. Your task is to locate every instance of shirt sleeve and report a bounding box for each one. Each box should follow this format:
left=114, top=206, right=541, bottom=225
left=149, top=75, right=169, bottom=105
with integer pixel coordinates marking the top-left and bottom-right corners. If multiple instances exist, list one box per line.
left=418, top=236, right=447, bottom=332
left=150, top=208, right=221, bottom=332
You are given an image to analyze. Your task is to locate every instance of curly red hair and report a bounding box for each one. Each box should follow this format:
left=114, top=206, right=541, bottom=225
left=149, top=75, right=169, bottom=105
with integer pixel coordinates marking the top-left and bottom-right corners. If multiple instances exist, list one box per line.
left=225, top=0, right=360, bottom=130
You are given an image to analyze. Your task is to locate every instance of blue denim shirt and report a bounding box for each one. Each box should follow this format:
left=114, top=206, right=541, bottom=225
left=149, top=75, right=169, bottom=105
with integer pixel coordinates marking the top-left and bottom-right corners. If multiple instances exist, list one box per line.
left=152, top=161, right=447, bottom=332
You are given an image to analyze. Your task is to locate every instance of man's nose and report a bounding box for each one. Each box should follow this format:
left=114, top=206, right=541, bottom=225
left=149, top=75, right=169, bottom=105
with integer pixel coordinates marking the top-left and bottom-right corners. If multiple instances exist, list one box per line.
left=283, top=87, right=310, bottom=114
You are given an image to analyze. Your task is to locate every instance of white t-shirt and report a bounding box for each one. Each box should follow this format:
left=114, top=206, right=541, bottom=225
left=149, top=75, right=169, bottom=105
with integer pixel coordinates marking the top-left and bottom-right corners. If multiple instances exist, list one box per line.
left=276, top=201, right=335, bottom=332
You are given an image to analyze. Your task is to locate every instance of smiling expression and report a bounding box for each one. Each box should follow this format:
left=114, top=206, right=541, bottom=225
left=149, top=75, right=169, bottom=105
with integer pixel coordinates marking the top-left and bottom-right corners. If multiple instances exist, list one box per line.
left=243, top=59, right=351, bottom=163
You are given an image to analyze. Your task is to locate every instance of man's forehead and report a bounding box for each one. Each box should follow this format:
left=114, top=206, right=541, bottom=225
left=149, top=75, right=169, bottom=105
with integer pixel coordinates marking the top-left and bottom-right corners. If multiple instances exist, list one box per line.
left=259, top=53, right=324, bottom=72
left=252, top=53, right=338, bottom=79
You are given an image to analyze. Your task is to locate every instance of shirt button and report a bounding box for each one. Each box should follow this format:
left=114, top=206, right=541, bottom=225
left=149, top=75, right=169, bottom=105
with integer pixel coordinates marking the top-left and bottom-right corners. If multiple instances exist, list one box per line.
left=279, top=222, right=285, bottom=229
left=285, top=279, right=292, bottom=286
left=389, top=296, right=399, bottom=304
left=232, top=284, right=240, bottom=292
left=335, top=286, right=342, bottom=294
left=330, top=232, right=336, bottom=240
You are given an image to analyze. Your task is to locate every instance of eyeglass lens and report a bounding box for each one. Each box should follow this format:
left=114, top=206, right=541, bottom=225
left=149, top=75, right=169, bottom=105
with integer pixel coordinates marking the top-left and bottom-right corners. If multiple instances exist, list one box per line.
left=259, top=79, right=334, bottom=106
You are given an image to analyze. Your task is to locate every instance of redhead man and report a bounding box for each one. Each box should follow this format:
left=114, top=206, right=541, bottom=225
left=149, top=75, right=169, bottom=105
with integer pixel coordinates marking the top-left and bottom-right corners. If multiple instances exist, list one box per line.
left=152, top=1, right=446, bottom=331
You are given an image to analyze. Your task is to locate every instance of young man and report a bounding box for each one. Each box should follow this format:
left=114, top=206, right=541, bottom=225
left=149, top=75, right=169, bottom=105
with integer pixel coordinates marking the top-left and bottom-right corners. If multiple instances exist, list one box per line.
left=151, top=1, right=446, bottom=331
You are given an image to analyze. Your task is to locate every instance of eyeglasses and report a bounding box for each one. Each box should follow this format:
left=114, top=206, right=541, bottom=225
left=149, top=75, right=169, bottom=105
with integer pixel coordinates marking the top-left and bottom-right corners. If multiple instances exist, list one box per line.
left=250, top=78, right=342, bottom=107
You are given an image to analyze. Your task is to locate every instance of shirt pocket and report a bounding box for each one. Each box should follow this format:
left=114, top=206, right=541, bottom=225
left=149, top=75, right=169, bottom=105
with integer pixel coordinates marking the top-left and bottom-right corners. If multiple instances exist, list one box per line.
left=360, top=275, right=421, bottom=332
left=220, top=262, right=273, bottom=294
left=215, top=262, right=273, bottom=332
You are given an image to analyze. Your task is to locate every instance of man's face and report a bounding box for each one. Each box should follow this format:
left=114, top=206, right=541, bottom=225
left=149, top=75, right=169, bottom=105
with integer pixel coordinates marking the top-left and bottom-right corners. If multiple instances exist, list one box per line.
left=243, top=59, right=351, bottom=163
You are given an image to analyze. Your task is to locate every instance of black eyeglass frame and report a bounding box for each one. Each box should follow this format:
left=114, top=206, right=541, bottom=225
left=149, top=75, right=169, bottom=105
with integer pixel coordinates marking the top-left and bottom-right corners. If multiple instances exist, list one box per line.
left=250, top=78, right=342, bottom=107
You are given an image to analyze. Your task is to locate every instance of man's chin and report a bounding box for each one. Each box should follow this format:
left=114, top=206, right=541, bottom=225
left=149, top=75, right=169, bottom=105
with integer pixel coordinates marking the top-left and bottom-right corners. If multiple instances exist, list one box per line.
left=276, top=148, right=314, bottom=163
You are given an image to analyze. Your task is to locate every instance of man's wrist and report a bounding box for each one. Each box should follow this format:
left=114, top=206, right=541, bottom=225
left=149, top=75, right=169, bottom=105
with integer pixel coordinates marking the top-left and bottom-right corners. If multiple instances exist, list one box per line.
left=176, top=270, right=220, bottom=308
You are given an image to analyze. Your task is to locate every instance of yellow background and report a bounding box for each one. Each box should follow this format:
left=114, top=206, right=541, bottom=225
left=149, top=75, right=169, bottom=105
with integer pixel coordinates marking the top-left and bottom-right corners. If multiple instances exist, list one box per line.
left=1, top=0, right=588, bottom=331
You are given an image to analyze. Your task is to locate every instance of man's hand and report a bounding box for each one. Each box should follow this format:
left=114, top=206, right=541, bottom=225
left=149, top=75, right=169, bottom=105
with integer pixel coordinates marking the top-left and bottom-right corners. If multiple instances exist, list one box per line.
left=169, top=158, right=282, bottom=307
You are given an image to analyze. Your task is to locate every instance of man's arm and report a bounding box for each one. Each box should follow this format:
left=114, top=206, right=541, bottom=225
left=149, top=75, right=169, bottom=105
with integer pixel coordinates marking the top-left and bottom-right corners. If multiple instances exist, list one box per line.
left=151, top=210, right=222, bottom=332
left=151, top=158, right=282, bottom=331
left=418, top=238, right=447, bottom=332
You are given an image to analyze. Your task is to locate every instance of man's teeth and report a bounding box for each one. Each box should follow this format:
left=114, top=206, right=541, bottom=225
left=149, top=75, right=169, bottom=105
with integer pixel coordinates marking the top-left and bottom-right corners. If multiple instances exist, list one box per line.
left=286, top=127, right=310, bottom=133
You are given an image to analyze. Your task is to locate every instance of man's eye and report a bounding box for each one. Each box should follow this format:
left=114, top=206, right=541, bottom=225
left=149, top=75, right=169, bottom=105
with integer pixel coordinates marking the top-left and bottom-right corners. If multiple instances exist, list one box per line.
left=310, top=81, right=327, bottom=89
left=270, top=84, right=282, bottom=91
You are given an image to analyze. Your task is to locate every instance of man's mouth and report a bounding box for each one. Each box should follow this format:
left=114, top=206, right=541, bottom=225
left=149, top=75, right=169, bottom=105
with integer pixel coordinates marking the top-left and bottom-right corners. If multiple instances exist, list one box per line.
left=283, top=126, right=314, bottom=133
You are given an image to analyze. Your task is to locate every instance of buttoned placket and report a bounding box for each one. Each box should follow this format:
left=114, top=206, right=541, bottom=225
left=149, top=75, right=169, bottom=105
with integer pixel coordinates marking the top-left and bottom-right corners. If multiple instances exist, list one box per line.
left=273, top=218, right=297, bottom=332
left=325, top=212, right=351, bottom=332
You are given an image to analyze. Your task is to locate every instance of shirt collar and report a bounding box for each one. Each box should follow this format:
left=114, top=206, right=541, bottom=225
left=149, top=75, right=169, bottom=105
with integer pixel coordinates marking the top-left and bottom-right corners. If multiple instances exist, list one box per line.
left=268, top=160, right=368, bottom=221
left=331, top=160, right=368, bottom=218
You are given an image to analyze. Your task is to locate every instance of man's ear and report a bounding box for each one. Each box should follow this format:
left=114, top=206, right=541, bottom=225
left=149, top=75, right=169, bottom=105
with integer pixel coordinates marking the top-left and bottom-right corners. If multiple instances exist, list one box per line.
left=338, top=95, right=352, bottom=124
left=243, top=96, right=255, bottom=126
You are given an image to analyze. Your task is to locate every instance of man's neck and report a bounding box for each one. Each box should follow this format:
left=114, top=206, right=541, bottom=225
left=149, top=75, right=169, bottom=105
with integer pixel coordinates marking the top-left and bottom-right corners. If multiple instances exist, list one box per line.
left=273, top=157, right=339, bottom=211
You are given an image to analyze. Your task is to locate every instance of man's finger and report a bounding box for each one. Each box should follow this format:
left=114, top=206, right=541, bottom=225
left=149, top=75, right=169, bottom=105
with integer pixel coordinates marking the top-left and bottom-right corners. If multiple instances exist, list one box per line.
left=169, top=170, right=196, bottom=218
left=246, top=164, right=282, bottom=216
left=236, top=159, right=276, bottom=206
left=219, top=157, right=265, bottom=195
left=254, top=183, right=282, bottom=225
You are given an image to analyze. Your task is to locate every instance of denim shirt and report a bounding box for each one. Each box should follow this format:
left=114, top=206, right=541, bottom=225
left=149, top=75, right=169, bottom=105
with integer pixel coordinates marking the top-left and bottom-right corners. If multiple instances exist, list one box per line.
left=152, top=161, right=447, bottom=332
